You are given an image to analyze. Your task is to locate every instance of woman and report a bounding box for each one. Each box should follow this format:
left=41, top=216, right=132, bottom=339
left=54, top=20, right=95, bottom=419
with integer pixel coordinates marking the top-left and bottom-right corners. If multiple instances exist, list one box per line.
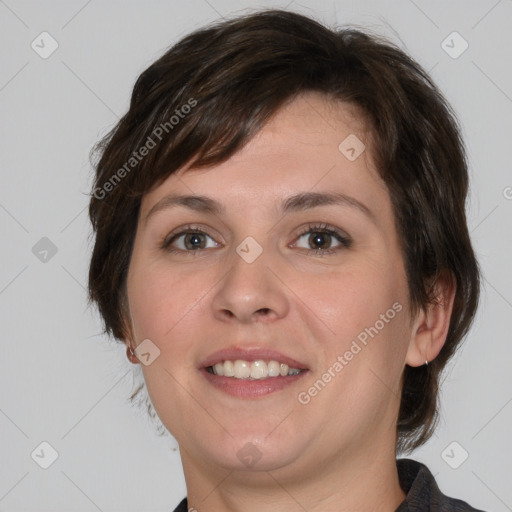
left=88, top=9, right=484, bottom=512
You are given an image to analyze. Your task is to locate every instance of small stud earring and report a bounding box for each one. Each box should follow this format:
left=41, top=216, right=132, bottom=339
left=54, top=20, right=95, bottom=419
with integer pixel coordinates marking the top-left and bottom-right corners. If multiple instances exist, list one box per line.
left=126, top=345, right=138, bottom=363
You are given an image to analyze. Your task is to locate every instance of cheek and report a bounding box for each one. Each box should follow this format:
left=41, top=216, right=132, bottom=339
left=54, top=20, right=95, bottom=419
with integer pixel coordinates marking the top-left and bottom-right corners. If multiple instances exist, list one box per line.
left=126, top=263, right=212, bottom=436
left=127, top=262, right=204, bottom=343
left=296, top=268, right=409, bottom=433
left=293, top=258, right=407, bottom=346
left=296, top=259, right=410, bottom=403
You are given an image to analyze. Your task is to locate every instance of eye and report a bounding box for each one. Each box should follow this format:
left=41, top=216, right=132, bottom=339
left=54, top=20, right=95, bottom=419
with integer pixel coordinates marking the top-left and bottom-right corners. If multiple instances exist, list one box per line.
left=160, top=222, right=352, bottom=256
left=293, top=223, right=352, bottom=255
left=160, top=225, right=219, bottom=254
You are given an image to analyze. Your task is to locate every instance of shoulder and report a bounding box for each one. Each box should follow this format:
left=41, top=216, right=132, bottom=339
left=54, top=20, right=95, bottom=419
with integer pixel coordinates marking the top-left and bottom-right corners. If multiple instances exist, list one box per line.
left=395, top=458, right=487, bottom=512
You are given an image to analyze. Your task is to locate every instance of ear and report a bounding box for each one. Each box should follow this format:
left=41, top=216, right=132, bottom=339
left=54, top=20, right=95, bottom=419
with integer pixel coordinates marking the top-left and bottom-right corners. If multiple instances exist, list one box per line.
left=120, top=294, right=140, bottom=365
left=405, top=271, right=456, bottom=366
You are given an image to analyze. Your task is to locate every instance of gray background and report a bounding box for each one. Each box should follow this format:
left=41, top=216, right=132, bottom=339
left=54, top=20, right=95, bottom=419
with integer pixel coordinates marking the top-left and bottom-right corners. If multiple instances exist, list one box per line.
left=1, top=0, right=511, bottom=510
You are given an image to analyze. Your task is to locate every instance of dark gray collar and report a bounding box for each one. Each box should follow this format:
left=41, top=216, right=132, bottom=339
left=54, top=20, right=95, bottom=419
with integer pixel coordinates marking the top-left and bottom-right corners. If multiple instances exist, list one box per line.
left=395, top=458, right=485, bottom=511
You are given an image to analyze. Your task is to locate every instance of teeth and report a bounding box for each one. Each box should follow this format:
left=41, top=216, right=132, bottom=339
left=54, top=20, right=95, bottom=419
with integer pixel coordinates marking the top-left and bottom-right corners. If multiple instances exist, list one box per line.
left=268, top=360, right=280, bottom=377
left=250, top=360, right=267, bottom=379
left=234, top=360, right=251, bottom=379
left=223, top=360, right=234, bottom=377
left=210, top=359, right=303, bottom=379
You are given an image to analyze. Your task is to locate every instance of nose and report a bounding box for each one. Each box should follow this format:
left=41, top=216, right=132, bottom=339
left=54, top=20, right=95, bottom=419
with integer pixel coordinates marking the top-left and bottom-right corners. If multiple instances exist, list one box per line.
left=210, top=245, right=289, bottom=324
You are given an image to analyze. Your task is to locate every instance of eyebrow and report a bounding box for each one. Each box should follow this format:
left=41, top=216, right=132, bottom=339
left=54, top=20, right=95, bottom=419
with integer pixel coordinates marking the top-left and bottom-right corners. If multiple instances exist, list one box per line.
left=144, top=191, right=376, bottom=226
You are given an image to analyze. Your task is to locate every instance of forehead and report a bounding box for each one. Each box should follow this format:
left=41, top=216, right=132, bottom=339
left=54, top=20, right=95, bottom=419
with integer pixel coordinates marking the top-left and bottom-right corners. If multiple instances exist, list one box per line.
left=212, top=92, right=375, bottom=171
left=141, top=92, right=388, bottom=219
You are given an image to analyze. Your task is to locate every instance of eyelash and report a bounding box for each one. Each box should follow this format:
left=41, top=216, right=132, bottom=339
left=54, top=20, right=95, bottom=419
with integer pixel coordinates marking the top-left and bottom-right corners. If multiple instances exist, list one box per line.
left=160, top=222, right=352, bottom=257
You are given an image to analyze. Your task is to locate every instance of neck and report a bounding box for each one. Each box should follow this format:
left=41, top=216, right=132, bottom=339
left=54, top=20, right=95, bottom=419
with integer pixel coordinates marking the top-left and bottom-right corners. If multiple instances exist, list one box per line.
left=180, top=443, right=406, bottom=512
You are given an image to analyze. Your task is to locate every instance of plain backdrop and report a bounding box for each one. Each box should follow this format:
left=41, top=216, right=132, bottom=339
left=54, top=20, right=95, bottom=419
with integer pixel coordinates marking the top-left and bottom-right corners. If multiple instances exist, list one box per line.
left=1, top=0, right=511, bottom=511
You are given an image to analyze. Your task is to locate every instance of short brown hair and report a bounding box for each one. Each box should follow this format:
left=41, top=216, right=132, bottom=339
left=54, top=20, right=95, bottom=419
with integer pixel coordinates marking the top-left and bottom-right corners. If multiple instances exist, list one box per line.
left=87, top=8, right=480, bottom=454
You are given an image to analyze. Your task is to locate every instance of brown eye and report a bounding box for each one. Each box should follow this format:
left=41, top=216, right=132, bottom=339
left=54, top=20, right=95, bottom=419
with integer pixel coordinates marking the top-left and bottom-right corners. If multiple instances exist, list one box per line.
left=181, top=233, right=208, bottom=250
left=306, top=231, right=334, bottom=250
left=161, top=228, right=219, bottom=253
left=293, top=224, right=352, bottom=255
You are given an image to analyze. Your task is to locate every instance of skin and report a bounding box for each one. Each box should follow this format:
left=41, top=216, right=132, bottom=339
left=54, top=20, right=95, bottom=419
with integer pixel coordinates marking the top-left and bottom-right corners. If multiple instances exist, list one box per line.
left=123, top=92, right=455, bottom=512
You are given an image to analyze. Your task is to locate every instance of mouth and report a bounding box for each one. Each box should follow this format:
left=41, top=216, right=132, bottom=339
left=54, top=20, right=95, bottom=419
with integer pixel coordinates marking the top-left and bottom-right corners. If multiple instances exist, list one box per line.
left=205, top=359, right=304, bottom=379
left=199, top=347, right=309, bottom=398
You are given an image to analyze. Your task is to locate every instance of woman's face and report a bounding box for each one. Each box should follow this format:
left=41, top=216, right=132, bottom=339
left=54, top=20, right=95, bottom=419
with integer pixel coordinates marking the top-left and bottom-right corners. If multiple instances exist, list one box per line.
left=125, top=92, right=415, bottom=477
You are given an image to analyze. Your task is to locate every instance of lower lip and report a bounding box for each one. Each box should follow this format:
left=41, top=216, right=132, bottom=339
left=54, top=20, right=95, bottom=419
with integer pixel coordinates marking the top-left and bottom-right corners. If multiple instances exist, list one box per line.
left=200, top=368, right=308, bottom=398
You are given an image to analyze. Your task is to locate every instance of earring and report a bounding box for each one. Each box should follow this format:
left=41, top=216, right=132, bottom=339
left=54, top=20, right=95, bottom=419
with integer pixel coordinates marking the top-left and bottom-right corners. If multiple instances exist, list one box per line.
left=425, top=360, right=429, bottom=366
left=126, top=345, right=138, bottom=364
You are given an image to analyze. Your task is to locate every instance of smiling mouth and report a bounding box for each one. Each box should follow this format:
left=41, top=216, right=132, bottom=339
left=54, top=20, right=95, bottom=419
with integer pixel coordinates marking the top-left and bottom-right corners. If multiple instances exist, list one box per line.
left=206, top=359, right=304, bottom=379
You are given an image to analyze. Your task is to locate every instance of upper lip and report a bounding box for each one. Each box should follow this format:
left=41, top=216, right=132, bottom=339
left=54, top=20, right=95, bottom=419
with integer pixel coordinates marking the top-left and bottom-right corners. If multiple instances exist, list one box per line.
left=199, top=346, right=309, bottom=370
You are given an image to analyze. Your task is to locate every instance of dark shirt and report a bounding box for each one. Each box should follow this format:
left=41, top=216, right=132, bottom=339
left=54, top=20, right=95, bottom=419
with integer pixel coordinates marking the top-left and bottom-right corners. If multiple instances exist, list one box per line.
left=171, top=458, right=486, bottom=511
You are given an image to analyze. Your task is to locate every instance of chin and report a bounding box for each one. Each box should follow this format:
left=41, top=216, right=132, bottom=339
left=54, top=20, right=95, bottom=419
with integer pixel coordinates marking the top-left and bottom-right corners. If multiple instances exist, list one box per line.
left=215, top=444, right=302, bottom=473
left=190, top=428, right=308, bottom=473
